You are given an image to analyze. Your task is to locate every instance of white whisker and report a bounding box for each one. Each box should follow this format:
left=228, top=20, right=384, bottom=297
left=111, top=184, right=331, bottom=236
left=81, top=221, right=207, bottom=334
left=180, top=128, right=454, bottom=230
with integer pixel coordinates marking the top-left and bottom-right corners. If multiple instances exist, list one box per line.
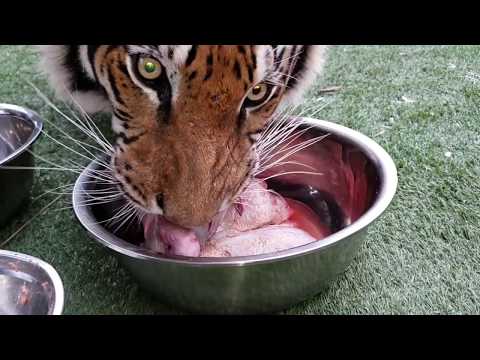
left=260, top=170, right=323, bottom=182
left=28, top=81, right=114, bottom=154
left=65, top=89, right=113, bottom=152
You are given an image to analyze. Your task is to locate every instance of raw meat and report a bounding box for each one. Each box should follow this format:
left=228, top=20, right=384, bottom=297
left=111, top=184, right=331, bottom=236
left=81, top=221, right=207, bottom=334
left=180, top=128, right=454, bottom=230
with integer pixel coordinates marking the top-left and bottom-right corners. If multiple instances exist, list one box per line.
left=201, top=225, right=316, bottom=257
left=142, top=178, right=323, bottom=257
left=215, top=179, right=290, bottom=234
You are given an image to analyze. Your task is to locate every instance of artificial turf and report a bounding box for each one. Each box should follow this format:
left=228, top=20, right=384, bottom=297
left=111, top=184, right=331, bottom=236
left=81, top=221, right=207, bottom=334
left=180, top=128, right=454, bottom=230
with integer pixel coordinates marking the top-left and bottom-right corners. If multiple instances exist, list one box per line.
left=0, top=45, right=479, bottom=314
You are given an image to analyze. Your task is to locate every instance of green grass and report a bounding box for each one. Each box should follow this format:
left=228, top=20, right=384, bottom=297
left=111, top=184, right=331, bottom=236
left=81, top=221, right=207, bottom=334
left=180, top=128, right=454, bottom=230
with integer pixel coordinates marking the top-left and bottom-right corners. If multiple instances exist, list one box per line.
left=1, top=45, right=479, bottom=314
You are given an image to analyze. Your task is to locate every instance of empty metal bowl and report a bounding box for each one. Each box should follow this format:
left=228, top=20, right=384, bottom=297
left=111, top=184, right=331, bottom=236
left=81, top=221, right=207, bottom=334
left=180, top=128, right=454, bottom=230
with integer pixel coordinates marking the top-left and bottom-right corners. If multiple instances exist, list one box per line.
left=0, top=104, right=43, bottom=228
left=0, top=250, right=64, bottom=315
left=72, top=118, right=398, bottom=314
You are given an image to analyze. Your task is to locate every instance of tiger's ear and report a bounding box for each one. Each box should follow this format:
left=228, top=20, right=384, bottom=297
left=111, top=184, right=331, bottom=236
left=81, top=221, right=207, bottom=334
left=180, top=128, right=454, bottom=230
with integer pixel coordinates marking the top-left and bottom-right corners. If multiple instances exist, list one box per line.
left=273, top=45, right=329, bottom=106
left=35, top=45, right=111, bottom=114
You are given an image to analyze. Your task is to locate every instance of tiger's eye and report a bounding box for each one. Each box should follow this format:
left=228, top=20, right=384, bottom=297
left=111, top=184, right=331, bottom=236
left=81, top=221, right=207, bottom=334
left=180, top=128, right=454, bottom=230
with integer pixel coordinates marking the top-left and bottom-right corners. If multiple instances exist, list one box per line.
left=252, top=85, right=262, bottom=95
left=138, top=57, right=162, bottom=80
left=144, top=61, right=157, bottom=73
left=246, top=83, right=268, bottom=102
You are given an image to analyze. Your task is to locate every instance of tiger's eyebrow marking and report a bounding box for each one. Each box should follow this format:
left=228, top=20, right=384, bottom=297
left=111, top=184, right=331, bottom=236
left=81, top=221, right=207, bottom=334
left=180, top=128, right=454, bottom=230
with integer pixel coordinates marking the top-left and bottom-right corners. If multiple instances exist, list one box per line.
left=185, top=45, right=198, bottom=67
left=233, top=60, right=242, bottom=80
left=204, top=52, right=214, bottom=81
left=247, top=66, right=254, bottom=83
left=250, top=46, right=257, bottom=69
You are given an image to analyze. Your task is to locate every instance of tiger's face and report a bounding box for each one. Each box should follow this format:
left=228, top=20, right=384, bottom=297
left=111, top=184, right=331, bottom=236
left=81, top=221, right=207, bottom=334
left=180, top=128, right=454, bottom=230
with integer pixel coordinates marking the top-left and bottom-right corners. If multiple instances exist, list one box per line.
left=38, top=45, right=328, bottom=229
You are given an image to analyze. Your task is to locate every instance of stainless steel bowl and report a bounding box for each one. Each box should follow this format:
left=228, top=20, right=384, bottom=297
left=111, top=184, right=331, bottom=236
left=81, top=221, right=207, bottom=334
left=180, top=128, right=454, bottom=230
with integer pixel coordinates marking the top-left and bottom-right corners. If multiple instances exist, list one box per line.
left=0, top=250, right=64, bottom=315
left=0, top=104, right=43, bottom=228
left=73, top=118, right=398, bottom=314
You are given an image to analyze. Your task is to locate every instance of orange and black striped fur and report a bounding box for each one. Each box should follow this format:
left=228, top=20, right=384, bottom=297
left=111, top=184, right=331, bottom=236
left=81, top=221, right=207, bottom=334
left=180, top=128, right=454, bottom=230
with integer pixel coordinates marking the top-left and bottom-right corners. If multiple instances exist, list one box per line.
left=37, top=45, right=328, bottom=228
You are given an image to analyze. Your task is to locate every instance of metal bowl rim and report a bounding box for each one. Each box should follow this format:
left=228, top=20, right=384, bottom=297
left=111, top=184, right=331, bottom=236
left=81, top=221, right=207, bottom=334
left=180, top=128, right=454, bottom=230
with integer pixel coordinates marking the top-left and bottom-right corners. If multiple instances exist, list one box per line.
left=73, top=118, right=398, bottom=267
left=0, top=249, right=64, bottom=315
left=0, top=103, right=43, bottom=166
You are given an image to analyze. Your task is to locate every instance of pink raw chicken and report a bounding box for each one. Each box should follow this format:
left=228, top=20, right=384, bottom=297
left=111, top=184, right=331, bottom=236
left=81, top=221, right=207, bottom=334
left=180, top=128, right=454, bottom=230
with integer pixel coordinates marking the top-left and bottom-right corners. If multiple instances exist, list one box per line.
left=201, top=226, right=316, bottom=257
left=201, top=180, right=324, bottom=257
left=142, top=179, right=323, bottom=257
left=214, top=180, right=290, bottom=234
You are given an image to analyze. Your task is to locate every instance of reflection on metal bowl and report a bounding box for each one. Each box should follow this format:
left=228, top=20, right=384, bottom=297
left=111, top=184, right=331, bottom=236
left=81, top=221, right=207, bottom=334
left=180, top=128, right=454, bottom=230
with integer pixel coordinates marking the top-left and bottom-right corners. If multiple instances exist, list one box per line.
left=0, top=104, right=43, bottom=228
left=0, top=250, right=64, bottom=315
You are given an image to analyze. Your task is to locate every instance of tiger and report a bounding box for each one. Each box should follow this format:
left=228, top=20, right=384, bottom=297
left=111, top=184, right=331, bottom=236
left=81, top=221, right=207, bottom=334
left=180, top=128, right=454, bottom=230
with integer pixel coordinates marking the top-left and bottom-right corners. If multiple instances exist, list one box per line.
left=36, top=45, right=329, bottom=233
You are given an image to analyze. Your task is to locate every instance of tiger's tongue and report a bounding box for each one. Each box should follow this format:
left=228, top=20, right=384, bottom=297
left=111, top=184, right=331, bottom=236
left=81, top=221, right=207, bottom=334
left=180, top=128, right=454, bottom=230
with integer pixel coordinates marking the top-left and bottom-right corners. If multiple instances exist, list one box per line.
left=142, top=215, right=202, bottom=257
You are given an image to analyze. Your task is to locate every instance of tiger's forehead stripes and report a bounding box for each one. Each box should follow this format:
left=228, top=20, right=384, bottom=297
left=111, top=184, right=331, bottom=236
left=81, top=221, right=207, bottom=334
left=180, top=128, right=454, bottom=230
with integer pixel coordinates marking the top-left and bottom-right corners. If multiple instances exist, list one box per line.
left=182, top=46, right=271, bottom=85
left=126, top=45, right=192, bottom=68
left=172, top=46, right=270, bottom=117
